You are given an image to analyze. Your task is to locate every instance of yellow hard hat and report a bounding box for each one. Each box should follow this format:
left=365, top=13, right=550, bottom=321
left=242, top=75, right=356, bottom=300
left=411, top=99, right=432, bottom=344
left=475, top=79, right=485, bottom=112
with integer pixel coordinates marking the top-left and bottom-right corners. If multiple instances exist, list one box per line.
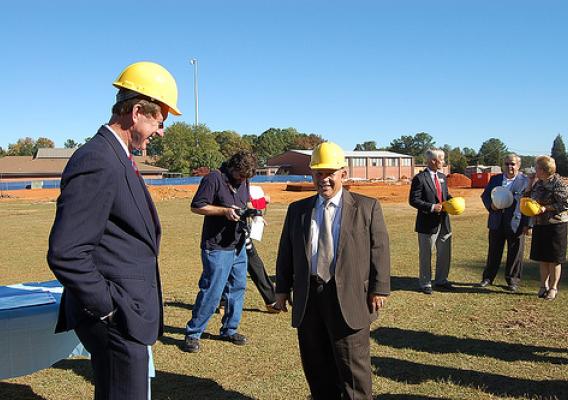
left=442, top=197, right=465, bottom=215
left=113, top=61, right=182, bottom=116
left=310, top=142, right=347, bottom=170
left=520, top=197, right=542, bottom=217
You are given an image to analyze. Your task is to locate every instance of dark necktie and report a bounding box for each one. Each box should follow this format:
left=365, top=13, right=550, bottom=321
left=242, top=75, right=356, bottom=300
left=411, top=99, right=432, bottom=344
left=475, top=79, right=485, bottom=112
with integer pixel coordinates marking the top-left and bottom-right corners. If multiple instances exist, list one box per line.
left=315, top=200, right=334, bottom=283
left=434, top=174, right=442, bottom=202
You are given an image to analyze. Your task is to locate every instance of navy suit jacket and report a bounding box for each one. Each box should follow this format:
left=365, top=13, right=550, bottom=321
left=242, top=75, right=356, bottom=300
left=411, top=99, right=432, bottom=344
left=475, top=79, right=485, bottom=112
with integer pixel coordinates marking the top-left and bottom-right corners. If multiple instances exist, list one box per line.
left=480, top=173, right=530, bottom=233
left=409, top=169, right=452, bottom=234
left=47, top=126, right=163, bottom=345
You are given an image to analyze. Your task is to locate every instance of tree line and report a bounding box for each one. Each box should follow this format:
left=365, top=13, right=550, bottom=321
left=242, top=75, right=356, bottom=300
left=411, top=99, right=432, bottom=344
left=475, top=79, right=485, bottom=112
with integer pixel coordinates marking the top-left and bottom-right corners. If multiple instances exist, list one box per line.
left=2, top=127, right=567, bottom=176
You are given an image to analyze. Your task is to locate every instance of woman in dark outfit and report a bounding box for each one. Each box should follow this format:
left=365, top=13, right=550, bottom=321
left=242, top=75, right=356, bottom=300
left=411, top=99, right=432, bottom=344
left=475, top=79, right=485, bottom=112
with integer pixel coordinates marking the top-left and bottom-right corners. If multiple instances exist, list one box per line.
left=525, top=155, right=568, bottom=300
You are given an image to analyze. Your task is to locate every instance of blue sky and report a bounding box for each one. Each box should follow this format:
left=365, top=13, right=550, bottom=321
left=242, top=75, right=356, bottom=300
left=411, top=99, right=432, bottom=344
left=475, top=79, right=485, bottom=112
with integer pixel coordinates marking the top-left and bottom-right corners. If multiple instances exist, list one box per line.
left=1, top=1, right=566, bottom=156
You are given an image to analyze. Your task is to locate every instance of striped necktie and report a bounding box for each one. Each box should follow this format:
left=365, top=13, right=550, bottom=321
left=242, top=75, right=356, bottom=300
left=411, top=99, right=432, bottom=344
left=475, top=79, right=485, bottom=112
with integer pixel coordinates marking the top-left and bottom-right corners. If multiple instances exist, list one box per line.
left=315, top=200, right=334, bottom=283
left=128, top=154, right=140, bottom=177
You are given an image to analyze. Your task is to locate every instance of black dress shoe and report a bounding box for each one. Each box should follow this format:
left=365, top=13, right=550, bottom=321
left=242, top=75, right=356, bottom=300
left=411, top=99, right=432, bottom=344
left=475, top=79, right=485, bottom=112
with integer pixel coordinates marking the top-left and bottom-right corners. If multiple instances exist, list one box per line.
left=421, top=286, right=433, bottom=295
left=434, top=281, right=454, bottom=291
left=183, top=336, right=200, bottom=353
left=221, top=333, right=247, bottom=346
left=479, top=279, right=491, bottom=288
left=506, top=284, right=518, bottom=292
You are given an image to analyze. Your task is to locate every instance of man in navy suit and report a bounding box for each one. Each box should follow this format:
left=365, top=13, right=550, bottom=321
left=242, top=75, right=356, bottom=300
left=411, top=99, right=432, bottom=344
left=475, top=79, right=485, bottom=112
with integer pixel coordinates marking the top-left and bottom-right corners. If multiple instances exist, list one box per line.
left=479, top=154, right=530, bottom=291
left=409, top=148, right=454, bottom=294
left=47, top=62, right=181, bottom=400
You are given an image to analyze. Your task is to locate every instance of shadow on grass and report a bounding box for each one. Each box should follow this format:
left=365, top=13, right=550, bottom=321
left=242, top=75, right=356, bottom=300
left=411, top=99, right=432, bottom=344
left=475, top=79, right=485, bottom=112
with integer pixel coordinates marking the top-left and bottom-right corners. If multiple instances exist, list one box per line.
left=372, top=356, right=566, bottom=399
left=372, top=327, right=567, bottom=364
left=52, top=359, right=255, bottom=399
left=164, top=300, right=194, bottom=311
left=376, top=395, right=450, bottom=400
left=0, top=383, right=48, bottom=400
left=391, top=276, right=495, bottom=294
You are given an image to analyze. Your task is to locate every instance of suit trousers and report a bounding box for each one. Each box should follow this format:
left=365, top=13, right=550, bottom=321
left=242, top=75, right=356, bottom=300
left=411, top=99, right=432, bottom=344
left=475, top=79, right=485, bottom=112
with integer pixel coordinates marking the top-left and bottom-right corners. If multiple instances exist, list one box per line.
left=246, top=244, right=276, bottom=305
left=75, top=318, right=149, bottom=400
left=297, top=277, right=372, bottom=400
left=418, top=223, right=452, bottom=288
left=483, top=226, right=525, bottom=285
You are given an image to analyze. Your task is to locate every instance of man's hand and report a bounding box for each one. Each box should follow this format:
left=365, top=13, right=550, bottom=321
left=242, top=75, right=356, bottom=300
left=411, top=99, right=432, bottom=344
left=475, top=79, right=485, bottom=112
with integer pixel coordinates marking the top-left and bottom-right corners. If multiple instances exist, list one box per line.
left=367, top=294, right=387, bottom=313
left=274, top=293, right=292, bottom=312
left=224, top=206, right=241, bottom=222
left=433, top=203, right=443, bottom=213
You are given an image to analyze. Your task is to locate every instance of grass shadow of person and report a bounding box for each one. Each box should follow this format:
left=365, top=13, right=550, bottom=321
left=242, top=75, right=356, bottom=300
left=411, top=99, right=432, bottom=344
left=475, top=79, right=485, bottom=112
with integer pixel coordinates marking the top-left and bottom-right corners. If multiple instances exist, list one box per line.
left=376, top=395, right=451, bottom=400
left=391, top=276, right=494, bottom=294
left=0, top=383, right=49, bottom=400
left=372, top=356, right=567, bottom=399
left=372, top=327, right=567, bottom=364
left=52, top=359, right=255, bottom=399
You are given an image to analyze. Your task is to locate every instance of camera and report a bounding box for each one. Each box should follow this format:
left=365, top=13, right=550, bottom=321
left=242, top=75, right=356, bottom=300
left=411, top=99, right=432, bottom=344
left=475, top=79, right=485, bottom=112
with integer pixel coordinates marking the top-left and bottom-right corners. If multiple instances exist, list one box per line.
left=235, top=208, right=262, bottom=220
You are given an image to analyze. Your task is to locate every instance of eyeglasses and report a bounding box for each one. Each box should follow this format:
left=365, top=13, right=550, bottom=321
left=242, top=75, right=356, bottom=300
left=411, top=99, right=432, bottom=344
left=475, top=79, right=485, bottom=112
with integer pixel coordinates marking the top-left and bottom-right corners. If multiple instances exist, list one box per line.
left=504, top=162, right=516, bottom=166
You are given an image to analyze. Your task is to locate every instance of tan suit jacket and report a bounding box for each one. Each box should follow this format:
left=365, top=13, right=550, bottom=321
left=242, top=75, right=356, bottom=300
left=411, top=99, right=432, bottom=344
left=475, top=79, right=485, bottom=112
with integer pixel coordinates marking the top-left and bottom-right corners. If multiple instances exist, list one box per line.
left=275, top=190, right=390, bottom=329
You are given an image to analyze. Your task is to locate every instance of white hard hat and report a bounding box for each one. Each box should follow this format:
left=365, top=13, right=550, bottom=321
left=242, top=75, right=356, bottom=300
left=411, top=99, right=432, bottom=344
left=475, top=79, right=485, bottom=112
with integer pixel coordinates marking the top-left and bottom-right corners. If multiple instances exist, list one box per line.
left=491, top=186, right=514, bottom=209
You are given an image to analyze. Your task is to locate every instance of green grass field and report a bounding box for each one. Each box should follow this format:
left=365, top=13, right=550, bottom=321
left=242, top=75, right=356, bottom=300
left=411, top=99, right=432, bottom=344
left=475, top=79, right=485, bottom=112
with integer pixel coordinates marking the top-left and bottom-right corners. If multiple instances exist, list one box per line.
left=0, top=197, right=566, bottom=399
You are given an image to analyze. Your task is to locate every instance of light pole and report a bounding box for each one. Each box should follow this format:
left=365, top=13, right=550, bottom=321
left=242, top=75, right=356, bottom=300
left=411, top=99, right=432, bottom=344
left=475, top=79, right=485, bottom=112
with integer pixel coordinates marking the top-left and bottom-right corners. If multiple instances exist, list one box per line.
left=190, top=58, right=199, bottom=126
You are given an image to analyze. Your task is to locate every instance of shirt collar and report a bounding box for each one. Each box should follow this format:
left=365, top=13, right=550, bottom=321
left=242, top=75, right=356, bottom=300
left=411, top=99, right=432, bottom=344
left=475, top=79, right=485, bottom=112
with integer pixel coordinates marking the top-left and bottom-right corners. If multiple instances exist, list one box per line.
left=105, top=124, right=130, bottom=156
left=318, top=188, right=343, bottom=208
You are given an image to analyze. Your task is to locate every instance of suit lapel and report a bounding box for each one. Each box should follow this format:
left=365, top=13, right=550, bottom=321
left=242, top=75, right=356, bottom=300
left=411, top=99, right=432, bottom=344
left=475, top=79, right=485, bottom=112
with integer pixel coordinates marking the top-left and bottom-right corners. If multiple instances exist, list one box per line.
left=336, top=190, right=355, bottom=268
left=99, top=127, right=158, bottom=253
left=424, top=170, right=436, bottom=197
left=302, top=196, right=317, bottom=269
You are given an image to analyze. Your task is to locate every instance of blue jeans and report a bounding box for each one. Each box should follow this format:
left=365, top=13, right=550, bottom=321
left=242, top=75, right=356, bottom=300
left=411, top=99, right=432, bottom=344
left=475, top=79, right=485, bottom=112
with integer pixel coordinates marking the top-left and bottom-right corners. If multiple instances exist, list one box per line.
left=186, top=246, right=247, bottom=339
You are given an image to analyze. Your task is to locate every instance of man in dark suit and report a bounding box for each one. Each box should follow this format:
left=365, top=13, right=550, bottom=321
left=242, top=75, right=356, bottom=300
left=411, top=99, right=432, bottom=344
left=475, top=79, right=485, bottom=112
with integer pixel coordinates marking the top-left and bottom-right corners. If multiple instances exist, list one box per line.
left=47, top=61, right=181, bottom=399
left=409, top=148, right=453, bottom=294
left=275, top=142, right=391, bottom=400
left=479, top=154, right=530, bottom=291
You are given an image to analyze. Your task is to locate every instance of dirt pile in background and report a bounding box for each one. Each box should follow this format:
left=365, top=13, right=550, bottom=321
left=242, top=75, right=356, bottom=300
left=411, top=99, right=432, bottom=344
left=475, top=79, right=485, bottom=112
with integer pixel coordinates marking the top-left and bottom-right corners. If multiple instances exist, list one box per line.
left=447, top=173, right=471, bottom=188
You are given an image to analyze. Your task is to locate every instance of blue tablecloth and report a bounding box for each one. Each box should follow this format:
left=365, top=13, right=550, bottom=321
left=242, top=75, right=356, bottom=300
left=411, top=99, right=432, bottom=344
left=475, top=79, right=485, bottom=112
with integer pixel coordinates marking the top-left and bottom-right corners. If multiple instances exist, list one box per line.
left=0, top=280, right=87, bottom=379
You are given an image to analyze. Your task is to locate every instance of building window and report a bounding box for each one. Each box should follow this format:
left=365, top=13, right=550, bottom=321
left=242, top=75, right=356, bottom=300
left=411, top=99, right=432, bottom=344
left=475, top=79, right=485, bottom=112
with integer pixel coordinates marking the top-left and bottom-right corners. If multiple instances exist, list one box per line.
left=386, top=158, right=399, bottom=166
left=351, top=158, right=366, bottom=167
left=401, top=158, right=411, bottom=166
left=370, top=158, right=382, bottom=167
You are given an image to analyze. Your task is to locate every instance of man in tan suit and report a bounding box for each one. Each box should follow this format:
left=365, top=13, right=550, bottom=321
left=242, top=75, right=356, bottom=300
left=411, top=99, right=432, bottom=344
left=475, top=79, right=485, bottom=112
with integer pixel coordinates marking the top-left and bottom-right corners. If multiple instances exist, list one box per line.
left=275, top=142, right=391, bottom=400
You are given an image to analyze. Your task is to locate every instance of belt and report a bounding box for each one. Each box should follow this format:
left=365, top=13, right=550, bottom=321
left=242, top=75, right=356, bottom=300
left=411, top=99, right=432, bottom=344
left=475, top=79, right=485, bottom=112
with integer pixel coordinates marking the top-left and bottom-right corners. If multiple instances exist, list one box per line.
left=310, top=275, right=329, bottom=294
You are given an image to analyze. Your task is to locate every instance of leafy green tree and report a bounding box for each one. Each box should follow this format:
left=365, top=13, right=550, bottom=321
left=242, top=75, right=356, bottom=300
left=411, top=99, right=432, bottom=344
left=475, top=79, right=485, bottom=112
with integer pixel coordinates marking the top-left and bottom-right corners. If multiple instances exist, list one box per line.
left=462, top=147, right=479, bottom=166
left=64, top=139, right=80, bottom=149
left=353, top=141, right=378, bottom=151
left=254, top=128, right=298, bottom=166
left=7, top=137, right=36, bottom=156
left=157, top=123, right=223, bottom=174
left=444, top=146, right=468, bottom=174
left=388, top=132, right=436, bottom=164
left=551, top=134, right=568, bottom=176
left=214, top=130, right=252, bottom=158
left=84, top=137, right=92, bottom=144
left=0, top=146, right=5, bottom=157
left=242, top=134, right=257, bottom=150
left=292, top=133, right=324, bottom=150
left=520, top=155, right=535, bottom=170
left=477, top=138, right=508, bottom=166
left=146, top=135, right=163, bottom=157
left=34, top=137, right=55, bottom=153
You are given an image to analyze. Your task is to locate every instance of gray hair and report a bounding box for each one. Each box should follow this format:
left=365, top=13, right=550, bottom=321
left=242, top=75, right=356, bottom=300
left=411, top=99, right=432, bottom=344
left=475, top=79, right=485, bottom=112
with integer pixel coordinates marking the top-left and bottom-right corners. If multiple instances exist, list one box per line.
left=425, top=148, right=445, bottom=161
left=504, top=153, right=521, bottom=165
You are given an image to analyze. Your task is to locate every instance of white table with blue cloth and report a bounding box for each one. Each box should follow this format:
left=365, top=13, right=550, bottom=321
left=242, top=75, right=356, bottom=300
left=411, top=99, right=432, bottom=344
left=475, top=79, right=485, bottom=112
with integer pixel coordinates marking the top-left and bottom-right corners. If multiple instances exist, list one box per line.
left=0, top=280, right=88, bottom=379
left=0, top=280, right=155, bottom=399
